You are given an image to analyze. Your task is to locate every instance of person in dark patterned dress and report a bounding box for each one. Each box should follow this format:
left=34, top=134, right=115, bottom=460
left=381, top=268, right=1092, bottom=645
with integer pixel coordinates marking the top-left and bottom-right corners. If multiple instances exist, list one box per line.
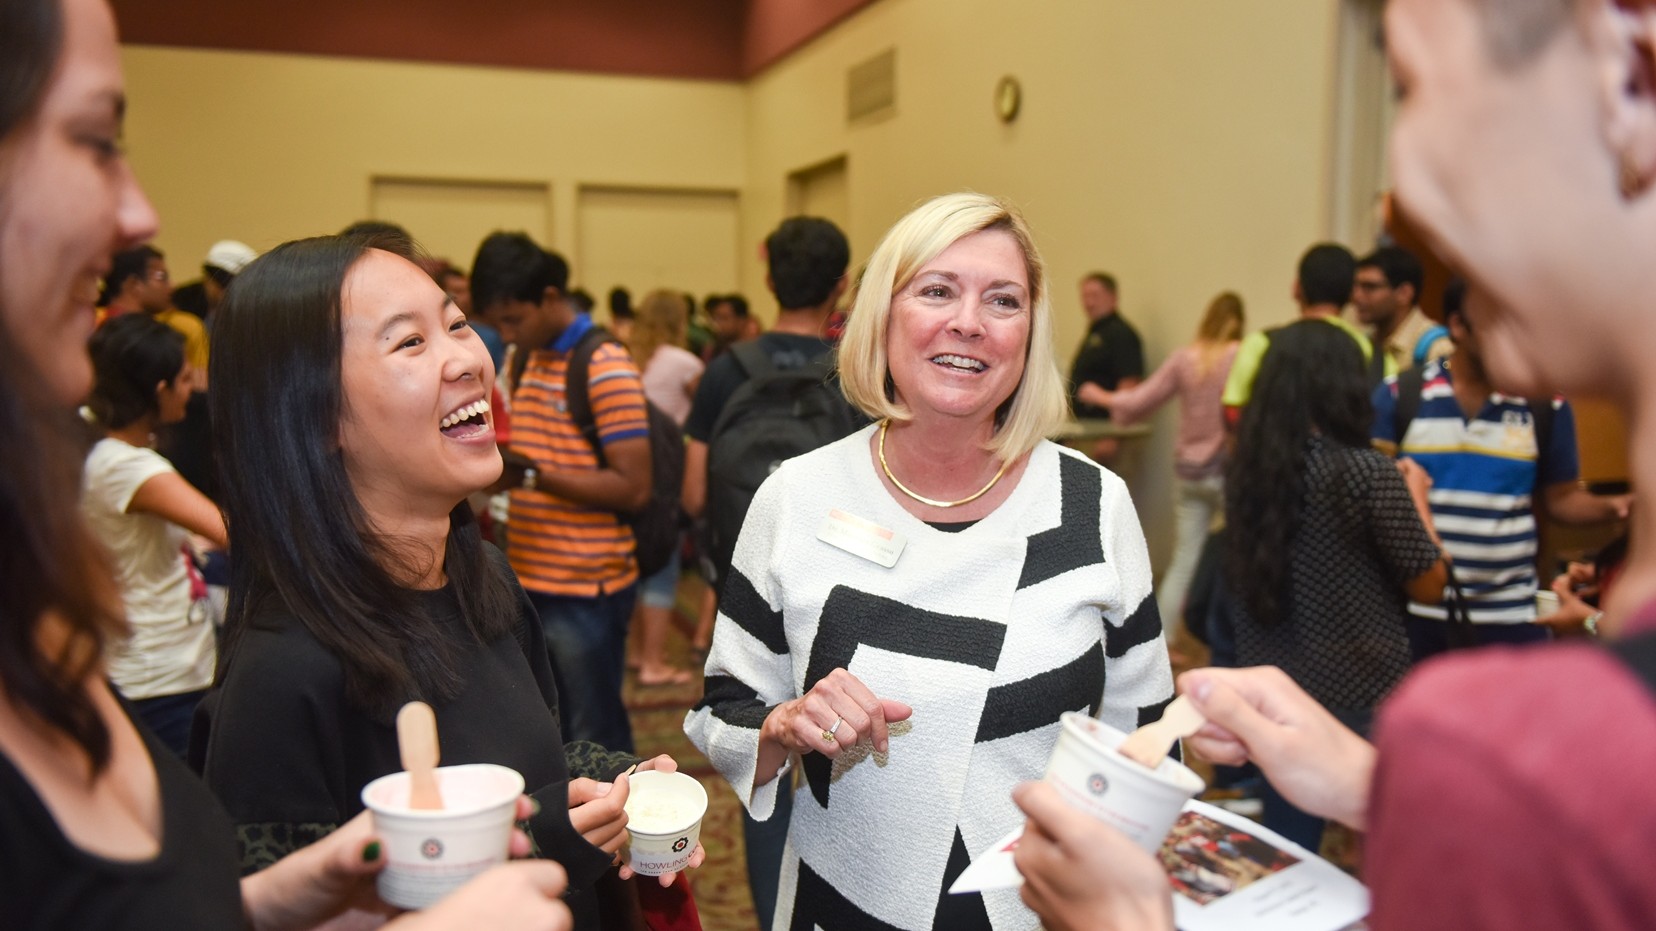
left=1221, top=320, right=1447, bottom=850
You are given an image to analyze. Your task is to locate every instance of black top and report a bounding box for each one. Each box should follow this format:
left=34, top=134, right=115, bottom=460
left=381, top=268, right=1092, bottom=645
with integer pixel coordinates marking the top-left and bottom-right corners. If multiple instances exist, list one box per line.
left=1231, top=436, right=1442, bottom=710
left=156, top=391, right=217, bottom=503
left=1068, top=312, right=1145, bottom=418
left=684, top=332, right=834, bottom=442
left=0, top=701, right=243, bottom=930
left=193, top=549, right=632, bottom=929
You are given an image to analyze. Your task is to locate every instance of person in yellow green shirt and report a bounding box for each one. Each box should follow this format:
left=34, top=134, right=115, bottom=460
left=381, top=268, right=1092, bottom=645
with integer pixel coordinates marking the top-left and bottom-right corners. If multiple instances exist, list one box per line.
left=1222, top=243, right=1394, bottom=424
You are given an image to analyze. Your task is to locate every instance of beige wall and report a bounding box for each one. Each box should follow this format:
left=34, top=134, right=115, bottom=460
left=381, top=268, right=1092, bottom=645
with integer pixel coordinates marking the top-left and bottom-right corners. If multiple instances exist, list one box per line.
left=121, top=0, right=1346, bottom=578
left=741, top=0, right=1342, bottom=570
left=120, top=46, right=747, bottom=286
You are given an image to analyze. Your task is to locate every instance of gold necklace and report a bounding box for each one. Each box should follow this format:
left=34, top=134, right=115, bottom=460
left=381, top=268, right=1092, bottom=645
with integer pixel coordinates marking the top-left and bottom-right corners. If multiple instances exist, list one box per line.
left=877, top=420, right=1010, bottom=509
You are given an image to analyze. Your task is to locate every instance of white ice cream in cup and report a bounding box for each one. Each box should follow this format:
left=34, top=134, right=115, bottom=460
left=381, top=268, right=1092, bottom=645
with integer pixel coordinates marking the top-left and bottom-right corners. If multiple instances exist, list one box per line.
left=360, top=762, right=525, bottom=909
left=622, top=770, right=708, bottom=876
left=1044, top=711, right=1205, bottom=852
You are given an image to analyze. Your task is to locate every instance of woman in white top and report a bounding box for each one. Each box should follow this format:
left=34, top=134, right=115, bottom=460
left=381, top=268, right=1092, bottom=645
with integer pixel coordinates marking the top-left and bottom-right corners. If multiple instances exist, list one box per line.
left=1081, top=292, right=1243, bottom=644
left=82, top=313, right=227, bottom=757
left=686, top=193, right=1173, bottom=930
left=627, top=289, right=704, bottom=685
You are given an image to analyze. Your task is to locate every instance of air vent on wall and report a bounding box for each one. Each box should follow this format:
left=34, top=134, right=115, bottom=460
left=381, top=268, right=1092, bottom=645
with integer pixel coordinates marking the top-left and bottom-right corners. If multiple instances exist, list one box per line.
left=847, top=48, right=896, bottom=123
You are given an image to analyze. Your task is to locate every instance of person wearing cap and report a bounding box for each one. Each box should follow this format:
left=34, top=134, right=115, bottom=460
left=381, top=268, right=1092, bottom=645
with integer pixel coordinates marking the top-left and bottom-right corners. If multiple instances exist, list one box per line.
left=171, top=238, right=256, bottom=325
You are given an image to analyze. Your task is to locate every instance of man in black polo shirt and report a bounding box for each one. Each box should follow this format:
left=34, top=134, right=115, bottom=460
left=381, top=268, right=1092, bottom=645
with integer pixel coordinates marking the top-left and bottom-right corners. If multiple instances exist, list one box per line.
left=1069, top=271, right=1144, bottom=461
left=1069, top=271, right=1144, bottom=415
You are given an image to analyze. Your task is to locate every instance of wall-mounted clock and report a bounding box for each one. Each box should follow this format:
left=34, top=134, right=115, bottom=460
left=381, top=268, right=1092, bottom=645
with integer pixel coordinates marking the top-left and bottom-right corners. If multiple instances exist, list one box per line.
left=995, top=76, right=1022, bottom=124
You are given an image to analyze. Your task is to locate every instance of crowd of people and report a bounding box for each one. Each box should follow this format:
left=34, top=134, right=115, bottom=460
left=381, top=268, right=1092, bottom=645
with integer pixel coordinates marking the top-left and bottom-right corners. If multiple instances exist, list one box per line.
left=4, top=0, right=1654, bottom=929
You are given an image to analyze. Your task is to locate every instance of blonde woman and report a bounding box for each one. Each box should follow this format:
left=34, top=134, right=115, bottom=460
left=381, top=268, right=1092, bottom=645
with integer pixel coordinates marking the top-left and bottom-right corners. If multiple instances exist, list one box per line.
left=627, top=289, right=703, bottom=685
left=686, top=192, right=1173, bottom=930
left=1081, top=292, right=1244, bottom=642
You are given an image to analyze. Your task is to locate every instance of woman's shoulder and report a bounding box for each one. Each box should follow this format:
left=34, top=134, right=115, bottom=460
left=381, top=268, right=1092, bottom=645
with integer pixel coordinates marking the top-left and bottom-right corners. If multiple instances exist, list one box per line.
left=652, top=344, right=704, bottom=373
left=1309, top=437, right=1394, bottom=475
left=85, top=436, right=173, bottom=478
left=223, top=597, right=341, bottom=682
left=1049, top=439, right=1128, bottom=494
left=774, top=423, right=876, bottom=472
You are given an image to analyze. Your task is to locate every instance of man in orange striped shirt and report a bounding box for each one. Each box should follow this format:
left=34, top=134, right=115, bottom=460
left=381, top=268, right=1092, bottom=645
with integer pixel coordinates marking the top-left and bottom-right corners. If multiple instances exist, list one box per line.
left=472, top=231, right=651, bottom=752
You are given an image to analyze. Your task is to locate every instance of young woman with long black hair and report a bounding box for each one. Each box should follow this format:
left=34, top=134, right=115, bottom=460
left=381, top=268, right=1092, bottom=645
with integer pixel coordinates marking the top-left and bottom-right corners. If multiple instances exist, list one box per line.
left=194, top=232, right=703, bottom=931
left=1219, top=319, right=1447, bottom=850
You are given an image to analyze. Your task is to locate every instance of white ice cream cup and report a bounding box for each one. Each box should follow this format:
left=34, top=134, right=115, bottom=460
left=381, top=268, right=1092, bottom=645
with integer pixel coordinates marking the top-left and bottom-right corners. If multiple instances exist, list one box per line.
left=622, top=770, right=708, bottom=876
left=1535, top=589, right=1560, bottom=616
left=360, top=763, right=525, bottom=910
left=1044, top=711, right=1205, bottom=852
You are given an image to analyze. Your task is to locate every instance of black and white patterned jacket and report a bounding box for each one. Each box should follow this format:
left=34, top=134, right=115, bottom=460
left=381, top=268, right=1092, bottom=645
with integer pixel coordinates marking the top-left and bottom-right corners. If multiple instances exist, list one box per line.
left=684, top=425, right=1174, bottom=930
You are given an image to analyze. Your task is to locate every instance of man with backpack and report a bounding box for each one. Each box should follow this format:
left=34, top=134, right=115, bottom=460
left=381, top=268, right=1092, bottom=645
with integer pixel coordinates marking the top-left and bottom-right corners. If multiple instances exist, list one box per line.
left=471, top=231, right=652, bottom=753
left=680, top=215, right=856, bottom=931
left=682, top=216, right=859, bottom=587
left=1372, top=282, right=1628, bottom=662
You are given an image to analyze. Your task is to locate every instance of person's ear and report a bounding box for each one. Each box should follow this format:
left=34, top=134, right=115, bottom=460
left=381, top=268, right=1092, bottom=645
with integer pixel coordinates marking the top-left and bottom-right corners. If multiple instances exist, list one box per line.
left=1290, top=279, right=1303, bottom=306
left=1591, top=0, right=1656, bottom=198
left=1396, top=281, right=1418, bottom=309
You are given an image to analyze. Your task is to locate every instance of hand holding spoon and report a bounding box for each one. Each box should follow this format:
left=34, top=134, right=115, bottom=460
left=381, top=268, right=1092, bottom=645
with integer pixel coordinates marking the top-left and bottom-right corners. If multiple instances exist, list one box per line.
left=1117, top=695, right=1206, bottom=769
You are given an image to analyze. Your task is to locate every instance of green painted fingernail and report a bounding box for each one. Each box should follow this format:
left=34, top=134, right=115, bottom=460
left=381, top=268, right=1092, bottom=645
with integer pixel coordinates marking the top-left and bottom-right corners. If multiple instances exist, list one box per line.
left=529, top=798, right=543, bottom=816
left=363, top=841, right=381, bottom=863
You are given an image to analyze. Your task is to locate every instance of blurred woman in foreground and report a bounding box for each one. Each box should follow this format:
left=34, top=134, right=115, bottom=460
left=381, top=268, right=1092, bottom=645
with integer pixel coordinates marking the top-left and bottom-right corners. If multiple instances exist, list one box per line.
left=0, top=0, right=569, bottom=925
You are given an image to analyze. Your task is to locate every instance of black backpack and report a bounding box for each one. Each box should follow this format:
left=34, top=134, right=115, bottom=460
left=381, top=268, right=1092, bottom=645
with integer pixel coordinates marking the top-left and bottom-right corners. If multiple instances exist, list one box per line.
left=564, top=326, right=685, bottom=579
left=703, top=340, right=864, bottom=588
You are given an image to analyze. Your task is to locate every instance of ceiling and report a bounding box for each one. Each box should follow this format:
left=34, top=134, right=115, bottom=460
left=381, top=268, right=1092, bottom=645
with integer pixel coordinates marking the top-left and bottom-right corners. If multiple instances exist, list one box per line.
left=111, top=0, right=877, bottom=81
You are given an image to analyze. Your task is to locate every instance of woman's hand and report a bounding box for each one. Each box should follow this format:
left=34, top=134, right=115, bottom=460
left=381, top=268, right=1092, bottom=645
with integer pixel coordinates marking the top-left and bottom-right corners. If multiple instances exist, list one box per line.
left=761, top=668, right=912, bottom=759
left=388, top=861, right=571, bottom=931
left=1179, top=667, right=1376, bottom=831
left=752, top=668, right=911, bottom=790
left=1012, top=782, right=1174, bottom=931
left=1076, top=382, right=1113, bottom=410
left=616, top=756, right=708, bottom=887
left=242, top=799, right=542, bottom=931
left=568, top=774, right=630, bottom=855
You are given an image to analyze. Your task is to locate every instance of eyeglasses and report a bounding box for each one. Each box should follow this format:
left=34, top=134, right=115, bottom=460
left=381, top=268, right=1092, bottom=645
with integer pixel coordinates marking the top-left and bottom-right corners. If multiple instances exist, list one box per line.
left=148, top=269, right=170, bottom=282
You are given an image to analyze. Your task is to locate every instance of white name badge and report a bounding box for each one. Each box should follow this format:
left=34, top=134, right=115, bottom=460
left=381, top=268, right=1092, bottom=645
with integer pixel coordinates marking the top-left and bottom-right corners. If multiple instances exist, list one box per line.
left=816, top=508, right=906, bottom=568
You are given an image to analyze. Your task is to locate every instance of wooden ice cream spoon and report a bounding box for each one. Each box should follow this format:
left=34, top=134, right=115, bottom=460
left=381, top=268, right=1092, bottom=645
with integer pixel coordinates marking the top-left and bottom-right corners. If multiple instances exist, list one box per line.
left=397, top=701, right=444, bottom=810
left=1117, top=695, right=1206, bottom=769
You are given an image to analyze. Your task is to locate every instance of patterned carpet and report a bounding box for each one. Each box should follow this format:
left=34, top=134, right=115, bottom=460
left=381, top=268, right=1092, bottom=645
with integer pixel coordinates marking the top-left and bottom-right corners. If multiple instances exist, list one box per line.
left=624, top=581, right=759, bottom=931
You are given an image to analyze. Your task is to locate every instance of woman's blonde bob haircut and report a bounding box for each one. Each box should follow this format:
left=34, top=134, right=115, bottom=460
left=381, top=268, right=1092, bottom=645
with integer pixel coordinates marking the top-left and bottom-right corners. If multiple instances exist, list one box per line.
left=838, top=192, right=1068, bottom=462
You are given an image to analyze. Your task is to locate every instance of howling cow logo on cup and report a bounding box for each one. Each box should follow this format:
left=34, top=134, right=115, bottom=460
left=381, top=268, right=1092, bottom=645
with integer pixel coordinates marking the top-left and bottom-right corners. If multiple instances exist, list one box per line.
left=420, top=838, right=444, bottom=860
left=623, top=771, right=709, bottom=876
left=1088, top=773, right=1109, bottom=796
